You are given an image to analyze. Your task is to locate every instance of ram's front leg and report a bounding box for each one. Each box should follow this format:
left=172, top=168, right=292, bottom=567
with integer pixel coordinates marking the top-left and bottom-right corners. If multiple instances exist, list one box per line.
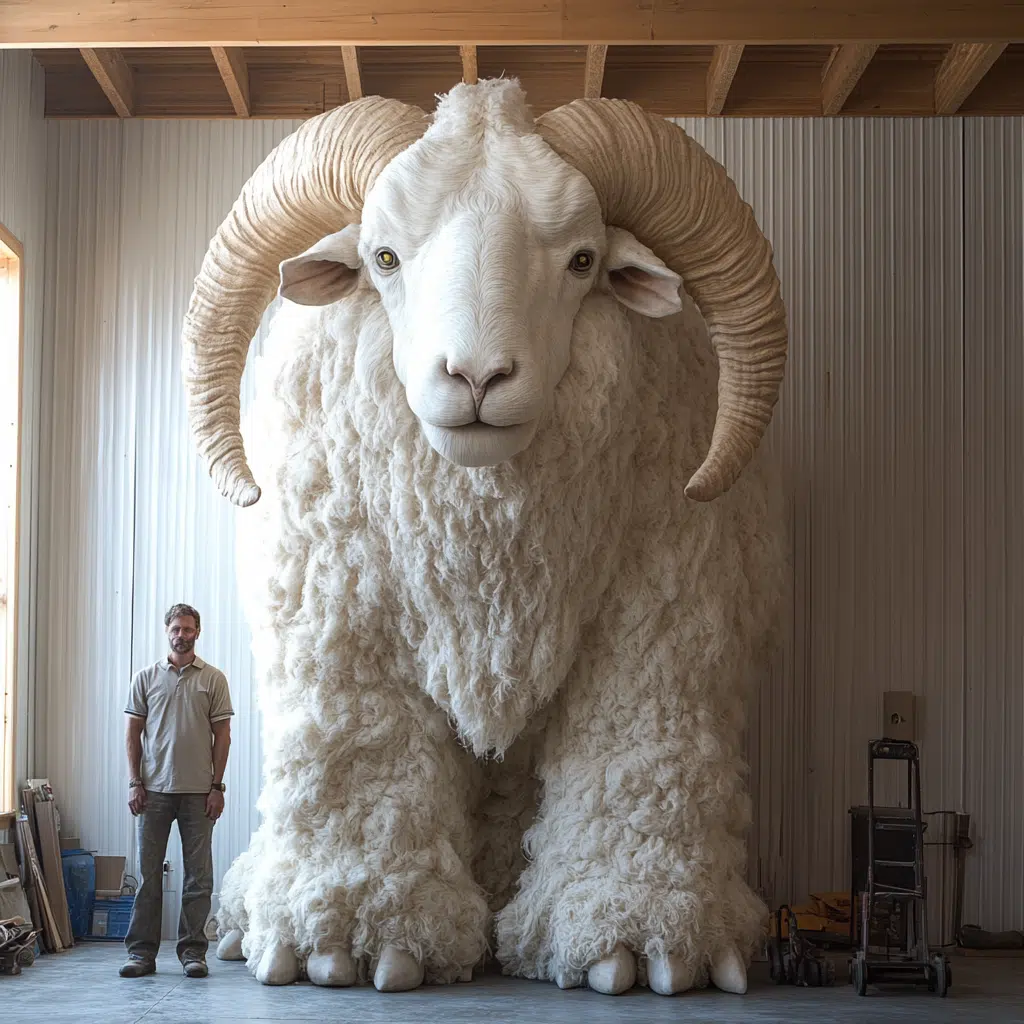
left=231, top=670, right=489, bottom=991
left=497, top=603, right=765, bottom=996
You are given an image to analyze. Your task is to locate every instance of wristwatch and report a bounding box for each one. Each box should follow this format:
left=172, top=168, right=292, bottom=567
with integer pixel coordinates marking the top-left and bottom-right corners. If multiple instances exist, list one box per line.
left=129, top=777, right=144, bottom=788
left=210, top=782, right=226, bottom=792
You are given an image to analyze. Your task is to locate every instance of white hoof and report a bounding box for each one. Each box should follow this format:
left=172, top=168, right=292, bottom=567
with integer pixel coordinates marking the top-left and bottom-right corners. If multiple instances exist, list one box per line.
left=587, top=944, right=636, bottom=995
left=458, top=965, right=473, bottom=983
left=255, top=941, right=300, bottom=986
left=710, top=947, right=747, bottom=995
left=373, top=945, right=424, bottom=992
left=307, top=948, right=357, bottom=987
left=555, top=967, right=584, bottom=989
left=216, top=929, right=245, bottom=961
left=648, top=953, right=696, bottom=995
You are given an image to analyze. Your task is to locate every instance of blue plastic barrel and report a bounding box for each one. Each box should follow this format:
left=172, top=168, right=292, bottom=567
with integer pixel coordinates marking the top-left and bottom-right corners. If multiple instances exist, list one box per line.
left=60, top=849, right=96, bottom=939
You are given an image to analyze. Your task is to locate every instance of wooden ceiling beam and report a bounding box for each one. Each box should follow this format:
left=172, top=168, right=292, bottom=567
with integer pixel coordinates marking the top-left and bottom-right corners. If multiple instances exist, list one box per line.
left=460, top=45, right=479, bottom=84
left=821, top=43, right=878, bottom=115
left=341, top=46, right=363, bottom=101
left=934, top=42, right=1008, bottom=113
left=79, top=48, right=134, bottom=117
left=583, top=44, right=608, bottom=99
left=6, top=1, right=1024, bottom=48
left=211, top=46, right=250, bottom=117
left=706, top=44, right=744, bottom=115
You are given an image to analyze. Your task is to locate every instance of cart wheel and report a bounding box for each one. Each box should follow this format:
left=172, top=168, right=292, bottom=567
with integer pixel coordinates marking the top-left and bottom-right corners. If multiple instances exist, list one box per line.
left=932, top=955, right=949, bottom=997
left=852, top=954, right=868, bottom=996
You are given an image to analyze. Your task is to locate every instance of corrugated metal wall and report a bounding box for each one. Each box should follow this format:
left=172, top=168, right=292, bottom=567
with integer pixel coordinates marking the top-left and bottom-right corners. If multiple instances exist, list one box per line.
left=0, top=51, right=47, bottom=795
left=963, top=118, right=1024, bottom=933
left=30, top=110, right=1024, bottom=934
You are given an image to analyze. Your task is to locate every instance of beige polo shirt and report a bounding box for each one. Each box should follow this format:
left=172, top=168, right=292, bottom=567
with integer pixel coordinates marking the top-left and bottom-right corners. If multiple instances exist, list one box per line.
left=124, top=655, right=234, bottom=794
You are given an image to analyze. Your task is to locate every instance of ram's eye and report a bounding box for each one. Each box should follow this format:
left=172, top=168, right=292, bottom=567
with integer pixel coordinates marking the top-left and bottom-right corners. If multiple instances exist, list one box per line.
left=375, top=248, right=400, bottom=270
left=569, top=251, right=594, bottom=274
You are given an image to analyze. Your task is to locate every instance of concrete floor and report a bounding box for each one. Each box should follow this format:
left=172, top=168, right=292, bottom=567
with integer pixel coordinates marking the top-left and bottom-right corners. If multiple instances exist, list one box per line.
left=10, top=943, right=1024, bottom=1024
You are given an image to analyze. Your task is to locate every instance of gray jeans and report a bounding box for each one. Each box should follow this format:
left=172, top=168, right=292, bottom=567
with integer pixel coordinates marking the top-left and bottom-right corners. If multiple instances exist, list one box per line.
left=125, top=792, right=214, bottom=962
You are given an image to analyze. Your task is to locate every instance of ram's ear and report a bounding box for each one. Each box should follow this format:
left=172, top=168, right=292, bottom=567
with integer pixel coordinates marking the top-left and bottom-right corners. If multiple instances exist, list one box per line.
left=278, top=223, right=363, bottom=306
left=604, top=225, right=683, bottom=318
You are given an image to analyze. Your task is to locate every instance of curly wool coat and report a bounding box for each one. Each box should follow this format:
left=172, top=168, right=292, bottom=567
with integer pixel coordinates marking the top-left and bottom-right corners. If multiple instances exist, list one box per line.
left=215, top=253, right=788, bottom=987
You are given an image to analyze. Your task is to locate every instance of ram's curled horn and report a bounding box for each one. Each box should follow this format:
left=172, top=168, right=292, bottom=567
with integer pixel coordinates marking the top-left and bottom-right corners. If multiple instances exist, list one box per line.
left=537, top=99, right=788, bottom=502
left=181, top=97, right=428, bottom=507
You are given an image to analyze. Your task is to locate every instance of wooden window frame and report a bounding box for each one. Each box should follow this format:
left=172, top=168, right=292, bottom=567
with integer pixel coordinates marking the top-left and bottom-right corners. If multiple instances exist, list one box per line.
left=0, top=219, right=24, bottom=815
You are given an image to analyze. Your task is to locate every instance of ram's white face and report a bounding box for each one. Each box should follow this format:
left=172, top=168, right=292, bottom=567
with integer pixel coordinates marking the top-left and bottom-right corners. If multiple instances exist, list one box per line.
left=279, top=123, right=683, bottom=467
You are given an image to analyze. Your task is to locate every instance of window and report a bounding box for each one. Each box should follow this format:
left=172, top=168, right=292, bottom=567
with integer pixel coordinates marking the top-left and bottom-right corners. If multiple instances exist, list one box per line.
left=0, top=221, right=22, bottom=813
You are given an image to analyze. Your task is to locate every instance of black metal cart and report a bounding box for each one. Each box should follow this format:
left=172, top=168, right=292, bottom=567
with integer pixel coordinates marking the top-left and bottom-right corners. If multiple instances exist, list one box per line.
left=850, top=739, right=952, bottom=997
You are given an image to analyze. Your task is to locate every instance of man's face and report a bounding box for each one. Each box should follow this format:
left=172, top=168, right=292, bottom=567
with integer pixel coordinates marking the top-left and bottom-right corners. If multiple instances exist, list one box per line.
left=166, top=615, right=199, bottom=655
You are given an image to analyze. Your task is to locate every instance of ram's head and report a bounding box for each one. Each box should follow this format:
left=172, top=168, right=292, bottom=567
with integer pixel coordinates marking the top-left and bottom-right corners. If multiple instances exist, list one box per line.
left=182, top=79, right=786, bottom=507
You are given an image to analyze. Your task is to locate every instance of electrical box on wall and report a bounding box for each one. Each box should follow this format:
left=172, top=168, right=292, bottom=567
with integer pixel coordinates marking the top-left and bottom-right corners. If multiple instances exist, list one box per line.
left=883, top=691, right=917, bottom=741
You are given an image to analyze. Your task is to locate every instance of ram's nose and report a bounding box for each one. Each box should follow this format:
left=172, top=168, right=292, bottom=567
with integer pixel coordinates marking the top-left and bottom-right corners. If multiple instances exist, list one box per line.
left=445, top=358, right=515, bottom=411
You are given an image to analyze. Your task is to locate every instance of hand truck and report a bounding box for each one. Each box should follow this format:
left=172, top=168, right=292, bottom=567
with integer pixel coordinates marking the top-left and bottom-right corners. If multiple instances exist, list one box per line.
left=850, top=739, right=952, bottom=997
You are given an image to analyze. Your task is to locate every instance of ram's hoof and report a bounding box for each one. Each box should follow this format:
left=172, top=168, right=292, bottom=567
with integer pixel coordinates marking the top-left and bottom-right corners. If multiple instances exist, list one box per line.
left=458, top=965, right=473, bottom=983
left=255, top=941, right=300, bottom=986
left=373, top=945, right=424, bottom=992
left=710, top=947, right=747, bottom=995
left=555, top=967, right=584, bottom=989
left=648, top=954, right=696, bottom=995
left=215, top=929, right=245, bottom=961
left=587, top=944, right=636, bottom=995
left=307, top=947, right=358, bottom=987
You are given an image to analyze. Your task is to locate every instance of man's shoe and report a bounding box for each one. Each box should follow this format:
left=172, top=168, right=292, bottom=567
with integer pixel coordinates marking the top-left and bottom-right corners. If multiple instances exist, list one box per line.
left=183, top=957, right=209, bottom=978
left=119, top=955, right=156, bottom=978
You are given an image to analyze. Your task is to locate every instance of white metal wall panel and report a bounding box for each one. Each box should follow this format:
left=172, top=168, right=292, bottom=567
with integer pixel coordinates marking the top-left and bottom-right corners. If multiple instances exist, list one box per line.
left=710, top=118, right=968, bottom=922
left=964, top=117, right=1024, bottom=932
left=0, top=51, right=47, bottom=795
left=38, top=119, right=130, bottom=864
left=35, top=111, right=1024, bottom=935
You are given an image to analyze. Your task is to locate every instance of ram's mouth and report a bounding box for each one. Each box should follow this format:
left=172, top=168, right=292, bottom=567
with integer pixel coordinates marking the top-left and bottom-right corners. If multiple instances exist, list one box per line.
left=422, top=419, right=538, bottom=467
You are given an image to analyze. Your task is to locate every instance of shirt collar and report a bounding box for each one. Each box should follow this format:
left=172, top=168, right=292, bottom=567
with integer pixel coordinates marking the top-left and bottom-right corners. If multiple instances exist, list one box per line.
left=160, top=655, right=205, bottom=672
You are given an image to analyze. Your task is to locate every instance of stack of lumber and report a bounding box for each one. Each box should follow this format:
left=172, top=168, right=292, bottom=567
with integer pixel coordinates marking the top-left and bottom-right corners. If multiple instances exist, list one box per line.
left=15, top=779, right=74, bottom=952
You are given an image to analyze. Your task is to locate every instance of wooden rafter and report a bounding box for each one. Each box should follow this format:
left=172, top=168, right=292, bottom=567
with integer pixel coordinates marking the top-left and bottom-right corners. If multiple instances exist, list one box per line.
left=706, top=44, right=744, bottom=115
left=211, top=46, right=250, bottom=117
left=460, top=45, right=478, bottom=85
left=583, top=45, right=608, bottom=99
left=33, top=43, right=1024, bottom=119
left=7, top=1, right=1024, bottom=47
left=341, top=46, right=363, bottom=101
left=79, top=48, right=134, bottom=117
left=821, top=43, right=878, bottom=116
left=934, top=42, right=1008, bottom=113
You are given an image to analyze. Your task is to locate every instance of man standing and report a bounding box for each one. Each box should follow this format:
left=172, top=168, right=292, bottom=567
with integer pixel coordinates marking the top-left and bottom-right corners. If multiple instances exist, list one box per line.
left=119, top=603, right=233, bottom=978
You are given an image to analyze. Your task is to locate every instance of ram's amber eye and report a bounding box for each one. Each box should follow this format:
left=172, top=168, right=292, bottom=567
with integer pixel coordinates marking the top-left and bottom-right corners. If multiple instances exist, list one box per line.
left=375, top=248, right=400, bottom=270
left=570, top=251, right=594, bottom=274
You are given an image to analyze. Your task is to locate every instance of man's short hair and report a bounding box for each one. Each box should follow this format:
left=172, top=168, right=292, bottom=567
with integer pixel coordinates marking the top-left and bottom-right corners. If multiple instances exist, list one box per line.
left=164, top=603, right=201, bottom=630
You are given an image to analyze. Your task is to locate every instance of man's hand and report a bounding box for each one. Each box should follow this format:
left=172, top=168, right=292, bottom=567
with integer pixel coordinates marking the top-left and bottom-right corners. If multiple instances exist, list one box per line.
left=128, top=783, right=147, bottom=816
left=205, top=789, right=225, bottom=821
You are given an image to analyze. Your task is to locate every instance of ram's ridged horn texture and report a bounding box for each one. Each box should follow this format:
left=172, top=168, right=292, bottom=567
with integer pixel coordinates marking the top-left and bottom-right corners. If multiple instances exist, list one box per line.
left=182, top=98, right=428, bottom=507
left=537, top=99, right=788, bottom=501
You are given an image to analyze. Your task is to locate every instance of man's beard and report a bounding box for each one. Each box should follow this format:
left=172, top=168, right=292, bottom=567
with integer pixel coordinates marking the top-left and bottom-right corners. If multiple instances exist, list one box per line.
left=172, top=638, right=195, bottom=652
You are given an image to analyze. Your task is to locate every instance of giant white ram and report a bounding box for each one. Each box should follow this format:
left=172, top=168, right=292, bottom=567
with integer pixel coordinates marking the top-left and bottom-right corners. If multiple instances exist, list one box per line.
left=181, top=78, right=789, bottom=997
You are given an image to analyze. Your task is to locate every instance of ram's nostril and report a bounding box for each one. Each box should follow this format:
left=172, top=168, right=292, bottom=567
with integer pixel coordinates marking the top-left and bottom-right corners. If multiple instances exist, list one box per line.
left=445, top=360, right=515, bottom=404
